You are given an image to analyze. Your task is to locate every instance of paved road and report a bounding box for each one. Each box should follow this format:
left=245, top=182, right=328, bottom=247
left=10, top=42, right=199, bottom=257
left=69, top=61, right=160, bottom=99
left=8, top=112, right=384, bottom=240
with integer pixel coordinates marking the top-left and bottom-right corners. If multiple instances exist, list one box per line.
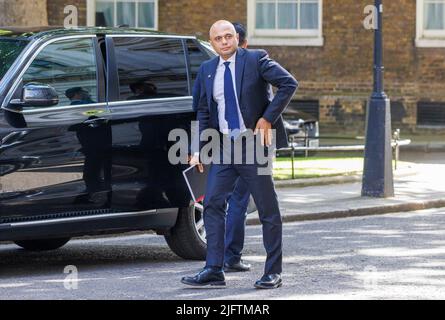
left=1, top=207, right=445, bottom=300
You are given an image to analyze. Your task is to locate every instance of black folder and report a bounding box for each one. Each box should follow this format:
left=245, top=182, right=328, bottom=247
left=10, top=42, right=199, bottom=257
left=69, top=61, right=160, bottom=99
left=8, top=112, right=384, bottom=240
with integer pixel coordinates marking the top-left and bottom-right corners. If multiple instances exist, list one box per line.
left=183, top=164, right=210, bottom=203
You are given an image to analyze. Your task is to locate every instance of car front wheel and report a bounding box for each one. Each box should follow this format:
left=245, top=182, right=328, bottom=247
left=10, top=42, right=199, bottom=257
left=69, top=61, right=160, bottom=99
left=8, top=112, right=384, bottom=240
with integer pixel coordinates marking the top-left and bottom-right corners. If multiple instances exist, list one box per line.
left=164, top=203, right=207, bottom=260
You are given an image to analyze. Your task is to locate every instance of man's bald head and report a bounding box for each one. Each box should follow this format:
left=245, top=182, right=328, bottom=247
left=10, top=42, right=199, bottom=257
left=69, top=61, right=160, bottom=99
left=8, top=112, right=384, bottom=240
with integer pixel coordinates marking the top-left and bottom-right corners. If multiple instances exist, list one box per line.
left=209, top=20, right=239, bottom=60
left=209, top=20, right=236, bottom=38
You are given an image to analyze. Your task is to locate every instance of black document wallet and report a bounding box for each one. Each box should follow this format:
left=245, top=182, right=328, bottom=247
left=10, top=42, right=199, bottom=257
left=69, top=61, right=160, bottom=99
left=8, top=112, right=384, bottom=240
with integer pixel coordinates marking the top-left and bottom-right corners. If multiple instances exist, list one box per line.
left=183, top=164, right=210, bottom=203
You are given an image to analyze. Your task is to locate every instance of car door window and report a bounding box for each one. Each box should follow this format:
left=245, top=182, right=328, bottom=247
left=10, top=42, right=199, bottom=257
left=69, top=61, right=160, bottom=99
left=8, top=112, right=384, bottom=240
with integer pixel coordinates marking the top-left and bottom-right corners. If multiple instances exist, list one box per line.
left=113, top=37, right=188, bottom=101
left=186, top=39, right=212, bottom=82
left=22, top=37, right=98, bottom=108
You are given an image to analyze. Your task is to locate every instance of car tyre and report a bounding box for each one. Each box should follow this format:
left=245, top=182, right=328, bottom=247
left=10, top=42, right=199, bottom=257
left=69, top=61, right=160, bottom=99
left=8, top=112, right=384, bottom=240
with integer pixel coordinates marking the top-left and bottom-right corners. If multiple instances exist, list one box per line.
left=164, top=203, right=207, bottom=260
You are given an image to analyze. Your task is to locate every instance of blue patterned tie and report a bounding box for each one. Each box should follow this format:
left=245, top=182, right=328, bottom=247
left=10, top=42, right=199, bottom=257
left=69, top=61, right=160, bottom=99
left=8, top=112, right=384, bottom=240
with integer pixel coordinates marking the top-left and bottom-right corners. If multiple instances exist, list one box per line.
left=223, top=62, right=240, bottom=139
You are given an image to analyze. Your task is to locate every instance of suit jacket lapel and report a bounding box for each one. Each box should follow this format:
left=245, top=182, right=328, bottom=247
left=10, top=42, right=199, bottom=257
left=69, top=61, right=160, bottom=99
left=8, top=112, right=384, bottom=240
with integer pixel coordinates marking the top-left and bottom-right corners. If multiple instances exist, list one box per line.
left=235, top=48, right=246, bottom=104
left=205, top=57, right=219, bottom=109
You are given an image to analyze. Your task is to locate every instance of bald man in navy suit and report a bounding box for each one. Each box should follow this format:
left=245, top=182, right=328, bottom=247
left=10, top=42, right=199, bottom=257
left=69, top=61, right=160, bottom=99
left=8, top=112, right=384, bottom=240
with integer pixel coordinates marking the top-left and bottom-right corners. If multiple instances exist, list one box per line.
left=191, top=22, right=264, bottom=275
left=183, top=20, right=297, bottom=289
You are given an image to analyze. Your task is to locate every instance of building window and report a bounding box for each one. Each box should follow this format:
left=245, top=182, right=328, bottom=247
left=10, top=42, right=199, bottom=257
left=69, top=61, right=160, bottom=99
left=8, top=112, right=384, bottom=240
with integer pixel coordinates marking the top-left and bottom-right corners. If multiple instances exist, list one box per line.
left=417, top=101, right=445, bottom=127
left=87, top=0, right=158, bottom=29
left=247, top=0, right=323, bottom=46
left=416, top=0, right=445, bottom=47
left=285, top=100, right=320, bottom=120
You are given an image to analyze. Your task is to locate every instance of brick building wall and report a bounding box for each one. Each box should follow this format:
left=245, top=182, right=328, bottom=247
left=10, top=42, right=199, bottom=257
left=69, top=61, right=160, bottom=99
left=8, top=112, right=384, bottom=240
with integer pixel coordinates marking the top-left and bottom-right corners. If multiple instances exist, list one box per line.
left=43, top=0, right=445, bottom=135
left=157, top=0, right=445, bottom=135
left=0, top=0, right=48, bottom=26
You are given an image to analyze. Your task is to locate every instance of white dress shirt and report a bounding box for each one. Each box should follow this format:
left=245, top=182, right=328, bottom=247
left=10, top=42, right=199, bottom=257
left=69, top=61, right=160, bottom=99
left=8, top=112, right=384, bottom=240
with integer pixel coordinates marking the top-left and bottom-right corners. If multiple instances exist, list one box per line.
left=213, top=52, right=247, bottom=135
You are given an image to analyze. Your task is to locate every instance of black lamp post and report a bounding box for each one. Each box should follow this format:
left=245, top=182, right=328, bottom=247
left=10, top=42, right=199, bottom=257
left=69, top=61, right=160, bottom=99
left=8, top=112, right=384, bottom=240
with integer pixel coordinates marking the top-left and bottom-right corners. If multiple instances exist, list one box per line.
left=361, top=0, right=394, bottom=198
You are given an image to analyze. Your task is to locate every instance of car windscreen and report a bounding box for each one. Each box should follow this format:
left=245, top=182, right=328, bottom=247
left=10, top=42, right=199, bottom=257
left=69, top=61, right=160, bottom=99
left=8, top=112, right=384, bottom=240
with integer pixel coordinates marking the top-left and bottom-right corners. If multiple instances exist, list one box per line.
left=0, top=38, right=29, bottom=82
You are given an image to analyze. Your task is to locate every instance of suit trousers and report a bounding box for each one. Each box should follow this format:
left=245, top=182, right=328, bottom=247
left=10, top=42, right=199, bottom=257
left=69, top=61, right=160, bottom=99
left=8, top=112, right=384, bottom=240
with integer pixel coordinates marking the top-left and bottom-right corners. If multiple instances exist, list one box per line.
left=203, top=134, right=283, bottom=275
left=224, top=177, right=250, bottom=265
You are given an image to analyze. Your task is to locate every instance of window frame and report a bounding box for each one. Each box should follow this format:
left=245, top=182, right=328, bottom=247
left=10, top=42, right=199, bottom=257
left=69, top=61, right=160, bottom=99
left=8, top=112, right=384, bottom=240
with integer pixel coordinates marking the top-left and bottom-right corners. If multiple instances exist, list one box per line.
left=247, top=0, right=323, bottom=46
left=87, top=0, right=159, bottom=30
left=416, top=0, right=445, bottom=47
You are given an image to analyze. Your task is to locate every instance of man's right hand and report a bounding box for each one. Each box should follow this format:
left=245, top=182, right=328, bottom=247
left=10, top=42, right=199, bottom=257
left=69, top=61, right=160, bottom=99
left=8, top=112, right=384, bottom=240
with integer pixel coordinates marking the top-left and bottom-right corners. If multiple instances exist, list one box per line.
left=188, top=154, right=204, bottom=173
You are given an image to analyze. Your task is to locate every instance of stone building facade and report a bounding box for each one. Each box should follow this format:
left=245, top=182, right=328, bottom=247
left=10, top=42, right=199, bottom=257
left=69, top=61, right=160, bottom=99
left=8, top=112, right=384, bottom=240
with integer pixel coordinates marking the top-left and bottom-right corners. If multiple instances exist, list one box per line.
left=2, top=0, right=445, bottom=135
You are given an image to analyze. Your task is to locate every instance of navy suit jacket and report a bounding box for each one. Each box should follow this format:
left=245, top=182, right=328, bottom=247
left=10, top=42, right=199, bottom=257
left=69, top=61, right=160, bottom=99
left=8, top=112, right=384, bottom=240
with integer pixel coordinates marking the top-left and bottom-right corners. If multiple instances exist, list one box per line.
left=194, top=48, right=298, bottom=152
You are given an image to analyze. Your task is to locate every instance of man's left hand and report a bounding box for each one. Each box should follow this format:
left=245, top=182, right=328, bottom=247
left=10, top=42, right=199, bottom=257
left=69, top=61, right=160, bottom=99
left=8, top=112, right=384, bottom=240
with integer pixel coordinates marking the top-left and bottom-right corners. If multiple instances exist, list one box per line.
left=254, top=117, right=273, bottom=146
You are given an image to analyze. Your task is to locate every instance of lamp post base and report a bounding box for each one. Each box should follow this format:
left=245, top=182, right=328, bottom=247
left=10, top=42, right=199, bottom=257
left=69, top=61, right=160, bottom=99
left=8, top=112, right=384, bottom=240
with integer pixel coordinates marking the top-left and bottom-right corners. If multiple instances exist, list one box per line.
left=361, top=94, right=395, bottom=198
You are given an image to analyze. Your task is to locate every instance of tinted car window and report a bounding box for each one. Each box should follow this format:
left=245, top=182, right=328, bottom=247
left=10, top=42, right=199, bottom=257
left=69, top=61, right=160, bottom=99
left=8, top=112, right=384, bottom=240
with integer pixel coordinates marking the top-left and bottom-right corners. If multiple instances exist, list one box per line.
left=186, top=39, right=212, bottom=82
left=197, top=40, right=216, bottom=58
left=0, top=38, right=29, bottom=82
left=22, top=37, right=98, bottom=108
left=113, top=37, right=188, bottom=101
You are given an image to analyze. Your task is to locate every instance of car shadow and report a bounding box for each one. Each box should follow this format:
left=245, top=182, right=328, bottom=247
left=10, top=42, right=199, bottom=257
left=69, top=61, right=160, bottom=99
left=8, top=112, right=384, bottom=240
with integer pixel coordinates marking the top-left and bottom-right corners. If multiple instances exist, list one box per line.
left=0, top=234, right=187, bottom=278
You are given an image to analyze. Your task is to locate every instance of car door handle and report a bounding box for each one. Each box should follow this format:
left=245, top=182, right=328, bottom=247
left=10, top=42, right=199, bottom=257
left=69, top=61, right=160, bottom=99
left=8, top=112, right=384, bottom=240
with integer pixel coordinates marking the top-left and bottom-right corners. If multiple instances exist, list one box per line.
left=83, top=117, right=108, bottom=128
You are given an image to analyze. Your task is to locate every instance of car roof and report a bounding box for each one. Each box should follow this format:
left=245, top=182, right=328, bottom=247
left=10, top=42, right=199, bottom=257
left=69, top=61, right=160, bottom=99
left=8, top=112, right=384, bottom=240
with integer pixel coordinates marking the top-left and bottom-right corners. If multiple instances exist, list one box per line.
left=0, top=26, right=195, bottom=41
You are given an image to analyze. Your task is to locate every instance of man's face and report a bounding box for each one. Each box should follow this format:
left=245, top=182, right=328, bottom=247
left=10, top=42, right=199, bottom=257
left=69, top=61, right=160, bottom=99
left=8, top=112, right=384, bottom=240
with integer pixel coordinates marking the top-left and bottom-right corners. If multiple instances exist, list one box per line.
left=209, top=23, right=239, bottom=59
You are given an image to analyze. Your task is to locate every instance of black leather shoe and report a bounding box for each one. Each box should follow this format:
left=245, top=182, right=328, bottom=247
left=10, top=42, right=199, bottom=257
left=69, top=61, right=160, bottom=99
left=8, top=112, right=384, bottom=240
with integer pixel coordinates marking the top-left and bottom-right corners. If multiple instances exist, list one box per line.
left=181, top=268, right=226, bottom=288
left=254, top=274, right=282, bottom=289
left=224, top=260, right=251, bottom=273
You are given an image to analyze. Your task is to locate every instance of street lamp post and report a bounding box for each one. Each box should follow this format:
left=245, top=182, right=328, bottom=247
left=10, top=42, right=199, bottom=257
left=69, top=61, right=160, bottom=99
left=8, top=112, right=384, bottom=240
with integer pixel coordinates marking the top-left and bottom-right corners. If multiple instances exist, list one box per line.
left=361, top=0, right=394, bottom=198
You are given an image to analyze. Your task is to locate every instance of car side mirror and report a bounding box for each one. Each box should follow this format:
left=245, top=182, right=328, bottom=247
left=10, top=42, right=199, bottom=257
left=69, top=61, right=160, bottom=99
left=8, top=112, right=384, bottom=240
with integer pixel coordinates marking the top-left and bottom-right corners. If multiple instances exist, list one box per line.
left=10, top=83, right=59, bottom=109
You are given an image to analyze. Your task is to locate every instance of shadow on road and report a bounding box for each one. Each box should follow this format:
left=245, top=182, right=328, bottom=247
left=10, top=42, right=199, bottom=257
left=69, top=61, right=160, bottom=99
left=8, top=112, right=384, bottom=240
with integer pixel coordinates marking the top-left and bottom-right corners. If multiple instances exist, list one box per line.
left=0, top=234, right=184, bottom=278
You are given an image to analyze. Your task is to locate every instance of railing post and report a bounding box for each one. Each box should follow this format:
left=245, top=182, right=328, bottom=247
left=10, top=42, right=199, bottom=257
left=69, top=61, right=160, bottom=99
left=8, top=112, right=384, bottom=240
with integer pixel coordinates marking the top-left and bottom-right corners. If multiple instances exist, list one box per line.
left=291, top=137, right=295, bottom=180
left=393, top=128, right=400, bottom=171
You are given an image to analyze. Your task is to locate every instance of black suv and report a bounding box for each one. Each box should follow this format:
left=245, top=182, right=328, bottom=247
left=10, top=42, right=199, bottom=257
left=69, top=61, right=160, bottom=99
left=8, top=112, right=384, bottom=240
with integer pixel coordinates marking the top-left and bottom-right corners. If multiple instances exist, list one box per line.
left=0, top=27, right=213, bottom=259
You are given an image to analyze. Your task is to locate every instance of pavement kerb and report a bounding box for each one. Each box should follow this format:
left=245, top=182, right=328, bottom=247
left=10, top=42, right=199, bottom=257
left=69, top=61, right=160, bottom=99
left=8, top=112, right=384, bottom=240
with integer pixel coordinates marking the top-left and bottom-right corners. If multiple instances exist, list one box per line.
left=246, top=198, right=445, bottom=226
left=403, top=144, right=445, bottom=152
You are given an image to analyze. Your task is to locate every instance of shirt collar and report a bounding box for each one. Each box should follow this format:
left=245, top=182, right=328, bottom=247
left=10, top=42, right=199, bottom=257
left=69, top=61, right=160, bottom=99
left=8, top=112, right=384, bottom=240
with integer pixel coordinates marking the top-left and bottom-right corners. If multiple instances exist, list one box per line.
left=218, top=52, right=237, bottom=67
